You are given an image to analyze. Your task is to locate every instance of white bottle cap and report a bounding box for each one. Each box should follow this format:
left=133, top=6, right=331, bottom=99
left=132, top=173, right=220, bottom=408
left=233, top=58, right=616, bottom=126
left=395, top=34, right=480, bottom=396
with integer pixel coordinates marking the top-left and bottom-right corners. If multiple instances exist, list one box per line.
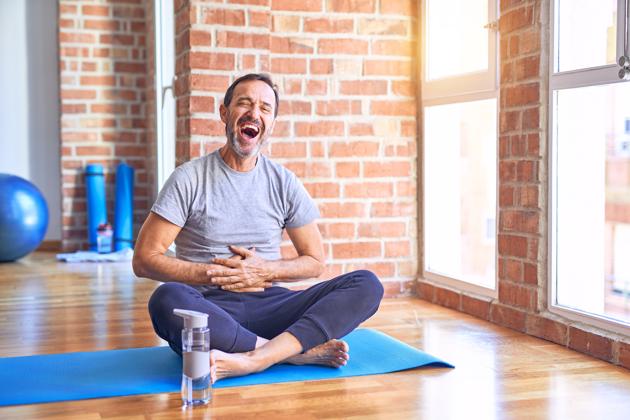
left=173, top=308, right=208, bottom=329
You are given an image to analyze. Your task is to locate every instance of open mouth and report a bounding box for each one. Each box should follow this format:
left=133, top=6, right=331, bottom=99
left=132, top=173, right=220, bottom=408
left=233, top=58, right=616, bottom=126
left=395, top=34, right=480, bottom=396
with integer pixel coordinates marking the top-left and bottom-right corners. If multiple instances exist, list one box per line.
left=239, top=123, right=260, bottom=141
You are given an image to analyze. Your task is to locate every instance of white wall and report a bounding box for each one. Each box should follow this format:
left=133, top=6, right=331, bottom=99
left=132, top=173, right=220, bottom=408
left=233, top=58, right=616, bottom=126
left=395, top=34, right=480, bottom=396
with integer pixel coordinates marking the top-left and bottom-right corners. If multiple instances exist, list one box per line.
left=0, top=0, right=61, bottom=241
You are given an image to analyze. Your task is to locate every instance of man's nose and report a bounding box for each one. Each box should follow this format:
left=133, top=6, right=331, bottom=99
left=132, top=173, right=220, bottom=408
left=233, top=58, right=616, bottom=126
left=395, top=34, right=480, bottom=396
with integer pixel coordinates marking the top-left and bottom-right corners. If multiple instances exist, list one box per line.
left=247, top=106, right=261, bottom=120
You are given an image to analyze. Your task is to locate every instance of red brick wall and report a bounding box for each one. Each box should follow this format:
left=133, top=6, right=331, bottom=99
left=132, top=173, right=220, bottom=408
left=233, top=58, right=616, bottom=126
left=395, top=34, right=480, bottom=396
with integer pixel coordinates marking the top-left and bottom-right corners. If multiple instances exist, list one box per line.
left=417, top=0, right=630, bottom=370
left=59, top=0, right=151, bottom=250
left=174, top=0, right=418, bottom=294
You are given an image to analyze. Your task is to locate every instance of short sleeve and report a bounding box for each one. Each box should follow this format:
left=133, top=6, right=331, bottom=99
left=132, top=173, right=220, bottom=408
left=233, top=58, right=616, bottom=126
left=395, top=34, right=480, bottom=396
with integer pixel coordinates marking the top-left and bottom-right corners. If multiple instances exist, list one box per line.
left=284, top=173, right=320, bottom=228
left=150, top=166, right=193, bottom=227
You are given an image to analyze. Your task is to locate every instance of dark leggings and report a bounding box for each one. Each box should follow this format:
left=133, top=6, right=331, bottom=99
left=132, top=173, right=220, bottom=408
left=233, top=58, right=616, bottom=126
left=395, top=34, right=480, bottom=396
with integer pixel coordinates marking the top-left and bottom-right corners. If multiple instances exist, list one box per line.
left=148, top=270, right=384, bottom=355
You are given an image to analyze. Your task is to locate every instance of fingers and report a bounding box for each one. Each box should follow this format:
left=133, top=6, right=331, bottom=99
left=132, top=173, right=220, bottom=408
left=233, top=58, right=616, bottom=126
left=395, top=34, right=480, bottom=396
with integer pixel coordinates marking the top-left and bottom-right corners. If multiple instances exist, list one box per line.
left=212, top=257, right=241, bottom=268
left=229, top=245, right=253, bottom=258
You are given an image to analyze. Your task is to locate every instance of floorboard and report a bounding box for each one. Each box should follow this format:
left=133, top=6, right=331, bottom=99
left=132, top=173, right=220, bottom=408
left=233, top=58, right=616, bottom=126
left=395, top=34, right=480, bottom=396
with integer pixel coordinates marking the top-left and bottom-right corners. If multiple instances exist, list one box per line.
left=1, top=252, right=629, bottom=419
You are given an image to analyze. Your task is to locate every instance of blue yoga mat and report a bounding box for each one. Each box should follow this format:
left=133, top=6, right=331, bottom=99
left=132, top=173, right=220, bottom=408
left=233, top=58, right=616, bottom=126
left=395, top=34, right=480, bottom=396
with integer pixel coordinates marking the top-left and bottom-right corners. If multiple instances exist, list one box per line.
left=0, top=329, right=453, bottom=407
left=85, top=164, right=107, bottom=251
left=113, top=162, right=134, bottom=251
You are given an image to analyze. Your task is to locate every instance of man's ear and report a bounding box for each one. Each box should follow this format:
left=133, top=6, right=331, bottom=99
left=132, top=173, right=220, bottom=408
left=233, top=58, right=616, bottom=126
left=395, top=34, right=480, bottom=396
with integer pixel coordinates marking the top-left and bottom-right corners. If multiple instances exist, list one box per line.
left=219, top=104, right=227, bottom=123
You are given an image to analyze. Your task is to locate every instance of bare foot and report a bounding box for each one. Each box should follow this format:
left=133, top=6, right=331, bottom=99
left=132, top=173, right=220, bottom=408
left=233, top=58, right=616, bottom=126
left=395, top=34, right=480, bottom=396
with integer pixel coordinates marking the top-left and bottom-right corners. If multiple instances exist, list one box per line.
left=285, top=339, right=349, bottom=368
left=210, top=349, right=261, bottom=382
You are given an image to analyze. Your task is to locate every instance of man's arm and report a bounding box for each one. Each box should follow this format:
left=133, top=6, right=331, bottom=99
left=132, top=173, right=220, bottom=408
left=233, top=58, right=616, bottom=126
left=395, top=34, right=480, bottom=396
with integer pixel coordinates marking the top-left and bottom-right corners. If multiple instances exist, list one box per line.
left=208, top=221, right=326, bottom=291
left=132, top=212, right=215, bottom=284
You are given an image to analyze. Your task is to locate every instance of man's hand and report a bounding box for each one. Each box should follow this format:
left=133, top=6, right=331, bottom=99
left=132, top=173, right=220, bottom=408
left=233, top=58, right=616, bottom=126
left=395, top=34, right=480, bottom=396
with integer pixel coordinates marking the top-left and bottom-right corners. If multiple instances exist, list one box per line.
left=208, top=246, right=274, bottom=292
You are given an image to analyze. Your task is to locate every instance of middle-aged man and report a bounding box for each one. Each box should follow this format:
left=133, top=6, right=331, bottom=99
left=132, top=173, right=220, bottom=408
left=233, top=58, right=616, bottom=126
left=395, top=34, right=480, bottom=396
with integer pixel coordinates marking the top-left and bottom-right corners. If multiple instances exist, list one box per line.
left=133, top=73, right=383, bottom=382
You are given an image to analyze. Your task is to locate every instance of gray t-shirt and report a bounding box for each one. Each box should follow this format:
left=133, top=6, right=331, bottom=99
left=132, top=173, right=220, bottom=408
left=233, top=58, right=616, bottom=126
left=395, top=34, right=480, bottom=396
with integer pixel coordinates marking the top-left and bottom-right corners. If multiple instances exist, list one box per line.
left=151, top=150, right=319, bottom=264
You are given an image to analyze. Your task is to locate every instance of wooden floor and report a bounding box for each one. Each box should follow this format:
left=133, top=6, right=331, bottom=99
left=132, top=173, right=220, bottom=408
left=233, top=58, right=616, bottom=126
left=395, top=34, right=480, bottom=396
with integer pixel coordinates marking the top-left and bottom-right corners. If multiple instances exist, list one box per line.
left=1, top=253, right=630, bottom=419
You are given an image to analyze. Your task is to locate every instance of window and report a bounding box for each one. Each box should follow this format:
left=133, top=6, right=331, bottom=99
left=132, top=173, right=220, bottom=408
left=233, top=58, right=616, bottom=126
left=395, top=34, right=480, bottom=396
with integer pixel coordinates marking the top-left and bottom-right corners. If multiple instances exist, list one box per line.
left=551, top=0, right=630, bottom=329
left=421, top=0, right=499, bottom=293
left=155, top=0, right=176, bottom=191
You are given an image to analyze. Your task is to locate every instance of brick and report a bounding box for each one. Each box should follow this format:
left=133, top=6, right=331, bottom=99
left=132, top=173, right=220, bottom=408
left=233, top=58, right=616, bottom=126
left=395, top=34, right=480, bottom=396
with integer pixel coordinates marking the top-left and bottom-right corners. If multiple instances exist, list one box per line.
left=490, top=303, right=526, bottom=332
left=189, top=52, right=235, bottom=70
left=568, top=327, right=614, bottom=362
left=318, top=39, right=369, bottom=55
left=499, top=161, right=517, bottom=182
left=332, top=242, right=381, bottom=259
left=316, top=100, right=352, bottom=116
left=79, top=76, right=116, bottom=86
left=416, top=282, right=435, bottom=301
left=349, top=263, right=395, bottom=278
left=500, top=210, right=539, bottom=234
left=619, top=342, right=630, bottom=370
left=202, top=8, right=245, bottom=25
left=310, top=59, right=333, bottom=74
left=84, top=19, right=120, bottom=31
left=379, top=0, right=416, bottom=15
left=271, top=36, right=315, bottom=54
left=358, top=18, right=407, bottom=35
left=216, top=31, right=270, bottom=50
left=270, top=142, right=307, bottom=158
left=271, top=0, right=322, bottom=12
left=75, top=146, right=111, bottom=156
left=271, top=57, right=307, bottom=74
left=515, top=56, right=540, bottom=81
left=330, top=141, right=379, bottom=157
left=392, top=81, right=416, bottom=97
left=82, top=5, right=109, bottom=16
left=522, top=107, right=539, bottom=130
left=319, top=222, right=355, bottom=238
left=526, top=315, right=567, bottom=345
left=371, top=202, right=414, bottom=217
left=504, top=83, right=539, bottom=107
left=384, top=240, right=410, bottom=258
left=190, top=74, right=230, bottom=92
left=190, top=96, right=215, bottom=113
left=295, top=121, right=344, bottom=137
left=371, top=40, right=415, bottom=56
left=272, top=15, right=300, bottom=32
left=358, top=222, right=405, bottom=238
left=345, top=182, right=393, bottom=198
left=190, top=118, right=224, bottom=135
left=339, top=80, right=387, bottom=95
left=363, top=59, right=413, bottom=77
left=498, top=234, right=528, bottom=258
left=114, top=62, right=146, bottom=73
left=462, top=295, right=491, bottom=320
left=349, top=123, right=373, bottom=136
left=319, top=202, right=366, bottom=218
left=59, top=32, right=96, bottom=44
left=498, top=281, right=537, bottom=311
left=336, top=162, right=360, bottom=177
left=190, top=30, right=211, bottom=46
left=516, top=160, right=537, bottom=182
left=327, top=0, right=375, bottom=13
left=61, top=90, right=97, bottom=100
left=247, top=10, right=271, bottom=28
left=283, top=100, right=311, bottom=115
left=304, top=183, right=340, bottom=198
left=499, top=6, right=533, bottom=33
left=371, top=100, right=416, bottom=116
left=435, top=287, right=461, bottom=310
left=504, top=258, right=523, bottom=282
left=364, top=161, right=411, bottom=177
left=306, top=80, right=327, bottom=95
left=304, top=18, right=354, bottom=33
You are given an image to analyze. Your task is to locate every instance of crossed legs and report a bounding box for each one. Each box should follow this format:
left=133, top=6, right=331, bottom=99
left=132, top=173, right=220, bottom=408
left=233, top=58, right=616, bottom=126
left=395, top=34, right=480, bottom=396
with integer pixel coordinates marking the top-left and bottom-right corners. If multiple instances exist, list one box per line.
left=148, top=270, right=384, bottom=381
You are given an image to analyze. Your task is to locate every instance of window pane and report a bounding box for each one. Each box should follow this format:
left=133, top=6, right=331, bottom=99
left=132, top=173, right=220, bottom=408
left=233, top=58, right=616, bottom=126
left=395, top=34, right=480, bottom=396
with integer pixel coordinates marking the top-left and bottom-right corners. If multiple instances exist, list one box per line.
left=555, top=82, right=630, bottom=323
left=426, top=0, right=489, bottom=80
left=424, top=99, right=497, bottom=288
left=556, top=0, right=617, bottom=72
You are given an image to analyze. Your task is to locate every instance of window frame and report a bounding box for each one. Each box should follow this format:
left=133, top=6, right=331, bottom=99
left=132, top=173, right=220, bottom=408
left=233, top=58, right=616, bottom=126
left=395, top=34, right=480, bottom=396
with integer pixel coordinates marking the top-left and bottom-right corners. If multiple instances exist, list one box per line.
left=420, top=0, right=500, bottom=298
left=548, top=0, right=630, bottom=334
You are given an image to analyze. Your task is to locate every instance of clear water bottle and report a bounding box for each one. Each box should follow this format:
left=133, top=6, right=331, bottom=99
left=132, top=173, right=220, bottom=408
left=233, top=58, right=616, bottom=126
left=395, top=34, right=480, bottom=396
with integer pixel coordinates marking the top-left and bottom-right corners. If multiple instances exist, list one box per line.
left=173, top=309, right=211, bottom=407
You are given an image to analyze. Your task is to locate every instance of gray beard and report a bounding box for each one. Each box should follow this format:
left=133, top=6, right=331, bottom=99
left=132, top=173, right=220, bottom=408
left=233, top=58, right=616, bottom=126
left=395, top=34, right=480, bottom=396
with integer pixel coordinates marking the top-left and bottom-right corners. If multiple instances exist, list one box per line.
left=226, top=126, right=267, bottom=158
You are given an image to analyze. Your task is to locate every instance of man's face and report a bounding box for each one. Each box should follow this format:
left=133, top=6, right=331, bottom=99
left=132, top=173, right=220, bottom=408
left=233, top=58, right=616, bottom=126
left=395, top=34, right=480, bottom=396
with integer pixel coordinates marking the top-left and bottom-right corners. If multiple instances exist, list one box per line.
left=220, top=80, right=276, bottom=159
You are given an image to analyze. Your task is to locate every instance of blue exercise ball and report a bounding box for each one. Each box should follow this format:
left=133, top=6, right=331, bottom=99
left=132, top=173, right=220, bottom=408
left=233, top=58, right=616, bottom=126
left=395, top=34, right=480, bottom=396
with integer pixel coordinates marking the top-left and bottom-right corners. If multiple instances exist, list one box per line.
left=0, top=174, right=49, bottom=262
